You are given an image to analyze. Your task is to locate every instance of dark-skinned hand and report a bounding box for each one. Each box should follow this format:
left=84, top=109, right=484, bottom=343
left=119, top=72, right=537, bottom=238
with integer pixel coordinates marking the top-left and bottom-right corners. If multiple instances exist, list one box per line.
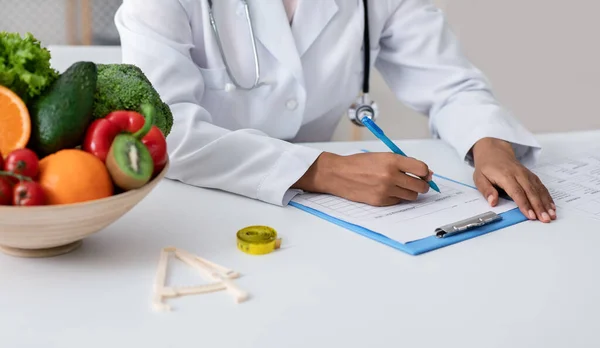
left=472, top=137, right=556, bottom=223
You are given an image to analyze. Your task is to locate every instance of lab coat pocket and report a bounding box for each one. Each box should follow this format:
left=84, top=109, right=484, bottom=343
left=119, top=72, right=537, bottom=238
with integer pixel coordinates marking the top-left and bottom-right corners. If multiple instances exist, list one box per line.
left=196, top=66, right=250, bottom=130
left=198, top=66, right=230, bottom=90
left=197, top=66, right=232, bottom=124
left=196, top=65, right=274, bottom=130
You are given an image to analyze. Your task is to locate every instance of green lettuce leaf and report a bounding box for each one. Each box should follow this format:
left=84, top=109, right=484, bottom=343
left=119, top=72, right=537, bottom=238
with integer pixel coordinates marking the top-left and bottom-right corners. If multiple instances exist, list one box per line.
left=0, top=32, right=59, bottom=103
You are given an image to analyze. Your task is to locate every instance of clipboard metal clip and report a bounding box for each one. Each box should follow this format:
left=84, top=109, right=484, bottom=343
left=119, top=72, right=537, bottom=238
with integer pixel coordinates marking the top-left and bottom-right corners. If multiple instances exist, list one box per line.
left=435, top=211, right=502, bottom=238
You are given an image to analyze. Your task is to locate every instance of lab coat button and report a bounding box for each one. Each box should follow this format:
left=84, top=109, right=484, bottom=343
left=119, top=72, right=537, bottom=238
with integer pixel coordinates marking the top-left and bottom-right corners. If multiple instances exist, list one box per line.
left=286, top=99, right=298, bottom=110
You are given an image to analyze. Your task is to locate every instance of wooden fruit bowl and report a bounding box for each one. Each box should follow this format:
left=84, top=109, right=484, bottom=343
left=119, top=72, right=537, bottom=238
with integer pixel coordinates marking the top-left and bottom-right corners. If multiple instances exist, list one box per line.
left=0, top=160, right=169, bottom=258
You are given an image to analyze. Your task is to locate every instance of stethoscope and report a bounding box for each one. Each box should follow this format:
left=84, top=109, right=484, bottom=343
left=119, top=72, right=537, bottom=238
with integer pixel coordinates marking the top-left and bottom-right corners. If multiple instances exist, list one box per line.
left=207, top=0, right=378, bottom=126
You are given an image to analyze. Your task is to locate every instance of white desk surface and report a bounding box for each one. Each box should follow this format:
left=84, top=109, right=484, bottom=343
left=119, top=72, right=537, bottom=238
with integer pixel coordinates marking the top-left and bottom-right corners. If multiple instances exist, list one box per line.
left=2, top=130, right=599, bottom=348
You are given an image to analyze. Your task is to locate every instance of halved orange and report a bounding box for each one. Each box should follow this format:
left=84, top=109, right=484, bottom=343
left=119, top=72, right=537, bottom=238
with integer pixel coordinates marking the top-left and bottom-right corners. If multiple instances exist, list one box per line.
left=0, top=85, right=31, bottom=157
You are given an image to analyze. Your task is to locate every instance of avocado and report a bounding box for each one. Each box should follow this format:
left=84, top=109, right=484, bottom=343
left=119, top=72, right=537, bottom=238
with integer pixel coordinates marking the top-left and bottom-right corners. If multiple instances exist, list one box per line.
left=28, top=61, right=97, bottom=157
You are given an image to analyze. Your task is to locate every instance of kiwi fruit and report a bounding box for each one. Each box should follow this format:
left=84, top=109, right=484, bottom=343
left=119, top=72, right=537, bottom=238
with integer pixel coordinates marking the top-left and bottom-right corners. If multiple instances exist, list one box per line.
left=106, top=134, right=154, bottom=191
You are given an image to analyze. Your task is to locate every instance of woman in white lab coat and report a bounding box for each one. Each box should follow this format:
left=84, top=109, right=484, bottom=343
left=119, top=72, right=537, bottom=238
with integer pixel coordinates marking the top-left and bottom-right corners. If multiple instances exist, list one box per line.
left=114, top=0, right=556, bottom=222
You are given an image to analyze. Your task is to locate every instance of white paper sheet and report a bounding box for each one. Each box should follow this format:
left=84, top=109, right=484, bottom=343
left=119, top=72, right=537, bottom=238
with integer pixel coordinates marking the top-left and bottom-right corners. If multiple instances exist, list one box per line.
left=529, top=150, right=600, bottom=220
left=292, top=177, right=517, bottom=243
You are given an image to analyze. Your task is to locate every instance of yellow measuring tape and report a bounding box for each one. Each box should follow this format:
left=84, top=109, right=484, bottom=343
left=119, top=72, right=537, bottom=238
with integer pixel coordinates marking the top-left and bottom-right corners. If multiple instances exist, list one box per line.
left=236, top=225, right=281, bottom=255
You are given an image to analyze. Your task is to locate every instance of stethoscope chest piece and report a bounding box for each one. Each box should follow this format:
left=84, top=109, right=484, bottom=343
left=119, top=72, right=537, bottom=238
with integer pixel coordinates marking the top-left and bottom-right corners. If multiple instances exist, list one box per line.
left=348, top=94, right=379, bottom=126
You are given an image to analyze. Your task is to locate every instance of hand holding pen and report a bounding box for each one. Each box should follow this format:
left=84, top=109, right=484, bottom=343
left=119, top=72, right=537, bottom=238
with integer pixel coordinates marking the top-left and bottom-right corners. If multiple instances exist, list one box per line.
left=293, top=151, right=435, bottom=207
left=360, top=116, right=440, bottom=193
left=292, top=116, right=437, bottom=206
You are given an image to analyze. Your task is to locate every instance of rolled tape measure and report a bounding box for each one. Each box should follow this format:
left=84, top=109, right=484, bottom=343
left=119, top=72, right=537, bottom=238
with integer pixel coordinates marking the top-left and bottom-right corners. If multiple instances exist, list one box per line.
left=236, top=225, right=281, bottom=255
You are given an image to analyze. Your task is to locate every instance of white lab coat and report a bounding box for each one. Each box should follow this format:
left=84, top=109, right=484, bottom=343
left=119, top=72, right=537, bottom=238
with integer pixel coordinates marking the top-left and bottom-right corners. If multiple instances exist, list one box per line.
left=114, top=0, right=540, bottom=206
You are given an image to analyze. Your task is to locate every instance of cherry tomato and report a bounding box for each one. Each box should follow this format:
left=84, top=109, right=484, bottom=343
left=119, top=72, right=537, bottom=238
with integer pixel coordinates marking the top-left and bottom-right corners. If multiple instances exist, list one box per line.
left=0, top=176, right=13, bottom=205
left=13, top=181, right=46, bottom=206
left=4, top=149, right=39, bottom=179
left=0, top=152, right=4, bottom=170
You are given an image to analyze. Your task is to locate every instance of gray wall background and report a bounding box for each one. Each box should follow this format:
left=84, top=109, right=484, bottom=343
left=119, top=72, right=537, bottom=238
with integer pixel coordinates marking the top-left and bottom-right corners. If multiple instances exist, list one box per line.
left=0, top=0, right=121, bottom=45
left=1, top=0, right=598, bottom=141
left=339, top=0, right=600, bottom=141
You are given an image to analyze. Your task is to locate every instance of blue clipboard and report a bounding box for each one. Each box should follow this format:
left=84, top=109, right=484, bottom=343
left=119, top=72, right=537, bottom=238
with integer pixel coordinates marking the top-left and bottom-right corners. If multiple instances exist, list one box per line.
left=288, top=172, right=528, bottom=256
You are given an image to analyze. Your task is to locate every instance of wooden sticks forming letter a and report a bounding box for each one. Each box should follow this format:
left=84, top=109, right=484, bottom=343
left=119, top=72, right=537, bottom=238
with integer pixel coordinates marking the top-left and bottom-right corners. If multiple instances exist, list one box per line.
left=152, top=247, right=248, bottom=312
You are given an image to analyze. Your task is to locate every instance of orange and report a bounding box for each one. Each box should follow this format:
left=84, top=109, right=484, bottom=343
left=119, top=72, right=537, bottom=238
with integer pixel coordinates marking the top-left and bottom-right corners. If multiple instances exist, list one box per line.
left=0, top=85, right=31, bottom=157
left=38, top=149, right=114, bottom=205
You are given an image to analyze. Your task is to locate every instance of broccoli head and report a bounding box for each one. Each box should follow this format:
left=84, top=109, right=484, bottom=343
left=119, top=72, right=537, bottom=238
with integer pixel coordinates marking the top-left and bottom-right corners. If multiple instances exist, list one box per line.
left=92, top=64, right=173, bottom=137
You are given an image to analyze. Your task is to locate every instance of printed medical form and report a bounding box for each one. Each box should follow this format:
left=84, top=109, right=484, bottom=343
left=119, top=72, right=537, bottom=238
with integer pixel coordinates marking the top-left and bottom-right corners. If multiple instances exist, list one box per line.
left=292, top=150, right=600, bottom=243
left=529, top=151, right=600, bottom=220
left=292, top=178, right=517, bottom=243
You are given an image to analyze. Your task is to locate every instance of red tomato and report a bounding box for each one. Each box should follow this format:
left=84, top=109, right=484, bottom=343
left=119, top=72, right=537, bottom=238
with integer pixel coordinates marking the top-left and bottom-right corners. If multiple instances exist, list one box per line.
left=0, top=152, right=4, bottom=170
left=13, top=181, right=46, bottom=206
left=0, top=176, right=13, bottom=205
left=4, top=149, right=39, bottom=179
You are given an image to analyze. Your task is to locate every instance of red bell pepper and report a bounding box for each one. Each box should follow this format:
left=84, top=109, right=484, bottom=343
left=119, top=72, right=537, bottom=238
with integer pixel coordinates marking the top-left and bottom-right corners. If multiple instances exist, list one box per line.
left=82, top=119, right=121, bottom=163
left=83, top=104, right=168, bottom=175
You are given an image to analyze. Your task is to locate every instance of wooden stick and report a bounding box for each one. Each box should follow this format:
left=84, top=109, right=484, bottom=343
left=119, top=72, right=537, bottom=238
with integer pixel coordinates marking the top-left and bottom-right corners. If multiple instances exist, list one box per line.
left=210, top=269, right=249, bottom=303
left=175, top=248, right=239, bottom=279
left=175, top=251, right=215, bottom=279
left=152, top=248, right=171, bottom=311
left=195, top=256, right=240, bottom=279
left=162, top=284, right=226, bottom=298
left=175, top=251, right=249, bottom=303
left=151, top=247, right=248, bottom=311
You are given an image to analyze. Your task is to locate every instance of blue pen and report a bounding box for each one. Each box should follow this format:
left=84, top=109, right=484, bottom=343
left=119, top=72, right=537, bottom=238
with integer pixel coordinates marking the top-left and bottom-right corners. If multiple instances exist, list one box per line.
left=360, top=116, right=441, bottom=193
